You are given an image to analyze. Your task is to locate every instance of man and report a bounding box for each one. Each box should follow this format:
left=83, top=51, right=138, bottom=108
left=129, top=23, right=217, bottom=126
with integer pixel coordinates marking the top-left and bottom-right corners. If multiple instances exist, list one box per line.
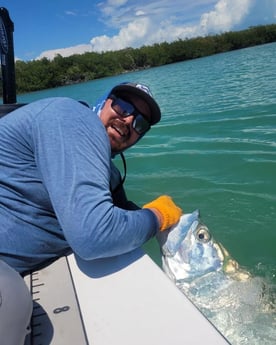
left=0, top=82, right=182, bottom=343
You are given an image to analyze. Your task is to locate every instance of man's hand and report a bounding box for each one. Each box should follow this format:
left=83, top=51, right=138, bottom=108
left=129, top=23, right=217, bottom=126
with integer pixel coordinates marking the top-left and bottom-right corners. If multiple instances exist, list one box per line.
left=143, top=195, right=182, bottom=231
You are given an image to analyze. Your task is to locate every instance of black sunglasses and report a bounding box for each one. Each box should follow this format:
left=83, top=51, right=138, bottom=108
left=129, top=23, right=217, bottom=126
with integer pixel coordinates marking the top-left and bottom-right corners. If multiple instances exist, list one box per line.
left=110, top=95, right=151, bottom=135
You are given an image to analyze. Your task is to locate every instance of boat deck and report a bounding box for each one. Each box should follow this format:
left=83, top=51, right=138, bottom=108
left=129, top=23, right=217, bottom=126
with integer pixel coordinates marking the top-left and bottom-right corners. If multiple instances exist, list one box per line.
left=24, top=250, right=229, bottom=345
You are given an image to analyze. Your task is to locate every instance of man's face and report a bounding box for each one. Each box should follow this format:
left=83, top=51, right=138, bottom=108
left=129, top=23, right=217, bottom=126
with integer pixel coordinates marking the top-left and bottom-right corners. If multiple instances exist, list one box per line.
left=100, top=94, right=151, bottom=153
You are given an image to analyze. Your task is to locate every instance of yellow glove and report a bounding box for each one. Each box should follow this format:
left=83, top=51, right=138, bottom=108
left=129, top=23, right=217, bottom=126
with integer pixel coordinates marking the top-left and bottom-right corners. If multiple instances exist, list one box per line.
left=143, top=195, right=182, bottom=231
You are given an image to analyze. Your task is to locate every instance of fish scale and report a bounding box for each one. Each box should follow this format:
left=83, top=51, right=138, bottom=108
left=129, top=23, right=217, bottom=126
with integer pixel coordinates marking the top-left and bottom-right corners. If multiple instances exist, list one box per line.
left=157, top=211, right=276, bottom=345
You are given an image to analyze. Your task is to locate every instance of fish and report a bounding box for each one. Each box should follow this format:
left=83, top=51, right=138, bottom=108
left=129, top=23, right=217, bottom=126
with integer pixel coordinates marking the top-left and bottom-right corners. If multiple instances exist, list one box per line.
left=156, top=210, right=276, bottom=345
left=157, top=210, right=250, bottom=286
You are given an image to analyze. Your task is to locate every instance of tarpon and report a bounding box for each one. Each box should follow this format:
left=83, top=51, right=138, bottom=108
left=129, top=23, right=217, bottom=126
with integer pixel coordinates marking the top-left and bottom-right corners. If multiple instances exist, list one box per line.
left=156, top=210, right=276, bottom=345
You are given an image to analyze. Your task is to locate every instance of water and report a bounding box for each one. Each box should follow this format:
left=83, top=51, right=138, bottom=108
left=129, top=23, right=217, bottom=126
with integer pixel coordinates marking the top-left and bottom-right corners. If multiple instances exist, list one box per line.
left=17, top=43, right=275, bottom=341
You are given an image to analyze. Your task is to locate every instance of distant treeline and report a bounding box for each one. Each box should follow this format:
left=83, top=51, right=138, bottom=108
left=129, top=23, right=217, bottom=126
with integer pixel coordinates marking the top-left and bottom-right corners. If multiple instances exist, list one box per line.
left=2, top=24, right=276, bottom=95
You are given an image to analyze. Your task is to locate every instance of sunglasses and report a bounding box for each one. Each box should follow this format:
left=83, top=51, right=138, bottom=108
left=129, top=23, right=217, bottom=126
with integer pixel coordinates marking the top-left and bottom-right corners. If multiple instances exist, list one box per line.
left=110, top=95, right=151, bottom=135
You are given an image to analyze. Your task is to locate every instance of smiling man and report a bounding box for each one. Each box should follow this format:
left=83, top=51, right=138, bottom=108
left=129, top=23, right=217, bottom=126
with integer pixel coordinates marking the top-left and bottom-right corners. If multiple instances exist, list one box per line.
left=95, top=82, right=160, bottom=153
left=0, top=81, right=182, bottom=343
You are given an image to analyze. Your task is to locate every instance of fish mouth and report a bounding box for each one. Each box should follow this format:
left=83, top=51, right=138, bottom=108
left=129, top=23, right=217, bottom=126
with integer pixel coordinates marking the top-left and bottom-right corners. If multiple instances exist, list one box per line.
left=215, top=242, right=235, bottom=271
left=217, top=242, right=251, bottom=281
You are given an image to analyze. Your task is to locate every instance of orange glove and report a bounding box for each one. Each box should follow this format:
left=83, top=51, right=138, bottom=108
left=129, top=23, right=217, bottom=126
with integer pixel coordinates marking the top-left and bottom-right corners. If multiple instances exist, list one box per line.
left=143, top=195, right=182, bottom=231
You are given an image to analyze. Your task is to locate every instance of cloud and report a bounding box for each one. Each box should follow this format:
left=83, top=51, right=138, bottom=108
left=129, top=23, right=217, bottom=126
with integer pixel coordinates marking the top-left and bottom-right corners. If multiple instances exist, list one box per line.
left=89, top=0, right=254, bottom=52
left=65, top=11, right=77, bottom=16
left=35, top=0, right=275, bottom=60
left=199, top=0, right=252, bottom=33
left=36, top=44, right=92, bottom=60
left=90, top=17, right=150, bottom=51
left=240, top=0, right=276, bottom=27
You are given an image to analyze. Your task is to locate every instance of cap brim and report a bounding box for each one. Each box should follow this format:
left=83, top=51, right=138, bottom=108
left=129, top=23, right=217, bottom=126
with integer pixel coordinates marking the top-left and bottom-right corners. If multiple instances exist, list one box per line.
left=110, top=84, right=161, bottom=125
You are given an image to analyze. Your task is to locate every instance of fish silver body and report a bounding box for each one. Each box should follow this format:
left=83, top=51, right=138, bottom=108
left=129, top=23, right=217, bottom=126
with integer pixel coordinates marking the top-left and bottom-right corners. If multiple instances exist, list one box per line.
left=156, top=210, right=276, bottom=345
left=157, top=210, right=248, bottom=286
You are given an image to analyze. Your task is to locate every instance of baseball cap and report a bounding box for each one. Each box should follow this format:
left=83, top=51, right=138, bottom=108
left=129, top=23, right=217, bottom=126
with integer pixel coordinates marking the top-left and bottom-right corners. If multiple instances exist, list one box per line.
left=109, top=82, right=161, bottom=125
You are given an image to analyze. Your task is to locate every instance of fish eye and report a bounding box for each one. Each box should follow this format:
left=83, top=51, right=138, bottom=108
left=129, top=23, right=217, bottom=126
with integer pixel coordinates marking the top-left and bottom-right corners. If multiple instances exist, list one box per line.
left=196, top=227, right=211, bottom=243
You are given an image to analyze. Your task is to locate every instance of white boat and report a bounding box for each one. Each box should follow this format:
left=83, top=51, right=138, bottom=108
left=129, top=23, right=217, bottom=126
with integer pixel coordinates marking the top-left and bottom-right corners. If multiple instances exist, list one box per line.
left=1, top=8, right=229, bottom=344
left=23, top=250, right=229, bottom=344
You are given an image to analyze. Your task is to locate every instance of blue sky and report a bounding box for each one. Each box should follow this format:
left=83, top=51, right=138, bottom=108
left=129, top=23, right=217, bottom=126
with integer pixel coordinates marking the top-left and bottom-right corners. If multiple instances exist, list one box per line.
left=2, top=0, right=276, bottom=61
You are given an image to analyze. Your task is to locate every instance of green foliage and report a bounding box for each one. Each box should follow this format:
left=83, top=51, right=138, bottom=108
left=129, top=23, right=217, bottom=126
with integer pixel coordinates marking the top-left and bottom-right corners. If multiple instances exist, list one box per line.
left=4, top=24, right=276, bottom=95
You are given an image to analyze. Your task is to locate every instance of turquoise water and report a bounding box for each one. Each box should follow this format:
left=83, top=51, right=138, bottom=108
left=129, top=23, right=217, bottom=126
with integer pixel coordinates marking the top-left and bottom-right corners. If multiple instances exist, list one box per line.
left=18, top=43, right=276, bottom=283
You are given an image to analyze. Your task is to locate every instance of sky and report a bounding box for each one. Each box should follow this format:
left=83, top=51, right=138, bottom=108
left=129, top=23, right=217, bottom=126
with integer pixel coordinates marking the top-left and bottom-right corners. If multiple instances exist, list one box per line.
left=1, top=0, right=276, bottom=61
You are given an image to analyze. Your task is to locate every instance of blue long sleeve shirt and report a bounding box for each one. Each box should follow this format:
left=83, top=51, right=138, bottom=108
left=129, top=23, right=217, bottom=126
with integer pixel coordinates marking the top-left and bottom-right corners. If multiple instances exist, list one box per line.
left=0, top=97, right=158, bottom=274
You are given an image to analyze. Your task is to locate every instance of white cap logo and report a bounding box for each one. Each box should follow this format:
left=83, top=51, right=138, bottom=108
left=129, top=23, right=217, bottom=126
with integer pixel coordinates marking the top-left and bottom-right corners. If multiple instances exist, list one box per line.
left=136, top=83, right=153, bottom=97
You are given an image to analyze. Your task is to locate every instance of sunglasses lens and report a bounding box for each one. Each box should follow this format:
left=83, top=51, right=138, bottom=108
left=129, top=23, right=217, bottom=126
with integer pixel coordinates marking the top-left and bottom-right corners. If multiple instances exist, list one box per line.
left=133, top=115, right=150, bottom=134
left=111, top=98, right=134, bottom=117
left=111, top=97, right=150, bottom=135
